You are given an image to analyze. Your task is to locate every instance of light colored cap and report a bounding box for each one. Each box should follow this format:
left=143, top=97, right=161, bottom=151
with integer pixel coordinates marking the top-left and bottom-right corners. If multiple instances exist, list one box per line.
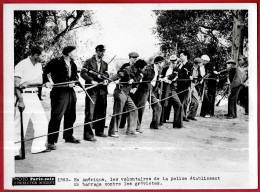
left=169, top=55, right=178, bottom=61
left=201, top=54, right=210, bottom=61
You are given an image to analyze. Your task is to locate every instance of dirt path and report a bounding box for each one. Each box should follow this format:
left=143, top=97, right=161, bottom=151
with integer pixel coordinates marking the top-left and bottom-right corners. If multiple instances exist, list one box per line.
left=15, top=90, right=248, bottom=173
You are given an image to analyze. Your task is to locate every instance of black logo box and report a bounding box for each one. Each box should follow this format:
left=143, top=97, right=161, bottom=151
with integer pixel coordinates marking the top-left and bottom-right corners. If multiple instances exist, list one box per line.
left=12, top=177, right=55, bottom=185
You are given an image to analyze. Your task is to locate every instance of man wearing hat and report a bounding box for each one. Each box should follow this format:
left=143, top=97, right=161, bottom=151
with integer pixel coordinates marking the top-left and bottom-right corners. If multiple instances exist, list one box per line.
left=44, top=45, right=80, bottom=150
left=186, top=58, right=201, bottom=121
left=160, top=55, right=183, bottom=128
left=119, top=52, right=139, bottom=129
left=149, top=55, right=165, bottom=127
left=80, top=45, right=109, bottom=141
left=134, top=59, right=162, bottom=131
left=200, top=54, right=218, bottom=118
left=225, top=59, right=244, bottom=119
left=108, top=59, right=145, bottom=137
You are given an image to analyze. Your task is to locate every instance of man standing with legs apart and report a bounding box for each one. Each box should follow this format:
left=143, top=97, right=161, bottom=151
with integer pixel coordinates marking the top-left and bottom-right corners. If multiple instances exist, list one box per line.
left=133, top=59, right=162, bottom=132
left=14, top=46, right=50, bottom=160
left=80, top=45, right=109, bottom=141
left=161, top=55, right=183, bottom=128
left=108, top=59, right=145, bottom=137
left=44, top=46, right=80, bottom=150
left=225, top=59, right=244, bottom=119
left=119, top=52, right=139, bottom=129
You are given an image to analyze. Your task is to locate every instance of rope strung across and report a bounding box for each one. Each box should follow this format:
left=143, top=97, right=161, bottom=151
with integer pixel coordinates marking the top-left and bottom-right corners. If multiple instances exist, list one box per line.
left=30, top=75, right=228, bottom=88
left=14, top=87, right=190, bottom=144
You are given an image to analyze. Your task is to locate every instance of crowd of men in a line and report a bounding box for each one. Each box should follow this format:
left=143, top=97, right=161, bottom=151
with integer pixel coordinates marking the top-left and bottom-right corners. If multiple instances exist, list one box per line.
left=14, top=45, right=248, bottom=160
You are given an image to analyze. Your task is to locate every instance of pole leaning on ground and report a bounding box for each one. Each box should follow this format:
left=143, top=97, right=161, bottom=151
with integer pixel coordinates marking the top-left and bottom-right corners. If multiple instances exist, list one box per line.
left=19, top=108, right=25, bottom=159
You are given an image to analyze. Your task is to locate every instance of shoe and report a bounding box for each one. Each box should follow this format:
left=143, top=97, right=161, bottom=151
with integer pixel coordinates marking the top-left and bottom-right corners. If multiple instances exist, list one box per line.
left=109, top=134, right=119, bottom=138
left=173, top=126, right=182, bottom=129
left=47, top=143, right=57, bottom=150
left=188, top=117, right=197, bottom=121
left=126, top=131, right=139, bottom=135
left=14, top=155, right=24, bottom=160
left=183, top=117, right=190, bottom=122
left=150, top=127, right=159, bottom=129
left=65, top=137, right=80, bottom=144
left=33, top=148, right=51, bottom=154
left=96, top=134, right=107, bottom=137
left=226, top=115, right=235, bottom=119
left=84, top=137, right=97, bottom=142
left=224, top=114, right=229, bottom=116
left=136, top=130, right=143, bottom=133
left=205, top=115, right=211, bottom=118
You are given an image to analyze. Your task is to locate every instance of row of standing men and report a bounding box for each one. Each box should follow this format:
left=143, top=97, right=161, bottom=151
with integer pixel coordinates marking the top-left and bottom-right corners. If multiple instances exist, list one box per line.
left=14, top=45, right=245, bottom=159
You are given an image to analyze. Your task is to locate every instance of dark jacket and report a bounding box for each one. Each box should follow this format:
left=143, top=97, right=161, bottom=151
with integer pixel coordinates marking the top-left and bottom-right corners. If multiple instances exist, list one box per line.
left=229, top=67, right=244, bottom=89
left=177, top=62, right=193, bottom=91
left=137, top=64, right=155, bottom=91
left=80, top=55, right=109, bottom=95
left=43, top=56, right=78, bottom=84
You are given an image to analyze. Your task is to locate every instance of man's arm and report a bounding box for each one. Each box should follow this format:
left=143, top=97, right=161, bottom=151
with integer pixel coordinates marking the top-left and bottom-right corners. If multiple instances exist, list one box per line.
left=19, top=75, right=43, bottom=89
left=14, top=76, right=25, bottom=111
left=80, top=60, right=95, bottom=84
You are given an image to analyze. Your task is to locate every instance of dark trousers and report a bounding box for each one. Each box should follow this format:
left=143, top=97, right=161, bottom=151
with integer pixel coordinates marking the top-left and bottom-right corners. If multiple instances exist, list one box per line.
left=200, top=84, right=216, bottom=117
left=238, top=85, right=249, bottom=114
left=108, top=88, right=138, bottom=135
left=48, top=88, right=76, bottom=144
left=84, top=93, right=107, bottom=139
left=228, top=85, right=243, bottom=118
left=134, top=90, right=162, bottom=130
left=187, top=84, right=199, bottom=118
left=178, top=88, right=191, bottom=118
left=170, top=90, right=183, bottom=128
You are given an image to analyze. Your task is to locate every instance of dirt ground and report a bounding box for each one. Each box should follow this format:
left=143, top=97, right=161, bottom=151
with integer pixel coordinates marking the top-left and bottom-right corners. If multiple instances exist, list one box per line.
left=15, top=87, right=249, bottom=173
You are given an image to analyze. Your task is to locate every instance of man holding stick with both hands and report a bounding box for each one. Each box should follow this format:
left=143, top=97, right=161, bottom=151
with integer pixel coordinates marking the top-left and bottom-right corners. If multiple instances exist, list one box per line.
left=44, top=46, right=80, bottom=150
left=80, top=45, right=109, bottom=141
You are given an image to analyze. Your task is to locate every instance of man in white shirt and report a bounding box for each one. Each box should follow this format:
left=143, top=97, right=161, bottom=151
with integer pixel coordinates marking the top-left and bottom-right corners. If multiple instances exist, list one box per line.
left=14, top=46, right=50, bottom=160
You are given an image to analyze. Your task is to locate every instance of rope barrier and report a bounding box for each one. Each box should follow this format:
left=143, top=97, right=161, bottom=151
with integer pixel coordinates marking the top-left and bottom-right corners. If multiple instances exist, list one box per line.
left=14, top=88, right=190, bottom=144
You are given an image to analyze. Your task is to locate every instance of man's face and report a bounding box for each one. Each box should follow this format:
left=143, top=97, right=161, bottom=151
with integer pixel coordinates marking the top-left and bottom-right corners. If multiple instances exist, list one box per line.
left=227, top=63, right=234, bottom=70
left=129, top=57, right=138, bottom=64
left=68, top=50, right=76, bottom=60
left=180, top=53, right=187, bottom=62
left=96, top=50, right=105, bottom=59
left=33, top=54, right=42, bottom=63
left=238, top=57, right=245, bottom=65
left=158, top=61, right=165, bottom=69
left=170, top=60, right=178, bottom=68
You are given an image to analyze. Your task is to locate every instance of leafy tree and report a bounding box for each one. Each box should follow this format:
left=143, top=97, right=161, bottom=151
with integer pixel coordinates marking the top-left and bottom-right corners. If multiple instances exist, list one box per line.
left=153, top=10, right=248, bottom=70
left=14, top=10, right=93, bottom=65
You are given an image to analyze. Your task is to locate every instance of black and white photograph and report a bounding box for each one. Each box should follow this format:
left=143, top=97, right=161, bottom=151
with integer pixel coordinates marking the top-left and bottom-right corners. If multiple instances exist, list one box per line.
left=3, top=3, right=258, bottom=190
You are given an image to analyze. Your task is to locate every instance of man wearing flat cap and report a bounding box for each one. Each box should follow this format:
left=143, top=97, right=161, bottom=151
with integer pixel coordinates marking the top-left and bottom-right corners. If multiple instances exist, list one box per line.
left=44, top=45, right=80, bottom=150
left=186, top=58, right=202, bottom=121
left=159, top=55, right=183, bottom=128
left=225, top=59, right=244, bottom=119
left=118, top=52, right=139, bottom=129
left=108, top=59, right=146, bottom=137
left=80, top=45, right=109, bottom=141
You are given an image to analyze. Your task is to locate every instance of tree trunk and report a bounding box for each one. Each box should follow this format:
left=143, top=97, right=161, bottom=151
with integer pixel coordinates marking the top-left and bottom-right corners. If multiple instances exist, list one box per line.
left=232, top=10, right=246, bottom=64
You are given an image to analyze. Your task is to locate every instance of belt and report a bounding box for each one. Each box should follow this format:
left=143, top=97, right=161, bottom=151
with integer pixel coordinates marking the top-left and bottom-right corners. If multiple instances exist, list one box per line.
left=24, top=90, right=38, bottom=93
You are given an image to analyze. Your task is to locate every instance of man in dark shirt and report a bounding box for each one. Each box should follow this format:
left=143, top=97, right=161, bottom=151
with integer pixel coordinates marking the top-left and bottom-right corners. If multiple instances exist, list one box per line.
left=108, top=59, right=145, bottom=137
left=80, top=45, right=109, bottom=141
left=177, top=50, right=193, bottom=122
left=225, top=59, right=244, bottom=119
left=44, top=46, right=80, bottom=150
left=119, top=52, right=139, bottom=128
